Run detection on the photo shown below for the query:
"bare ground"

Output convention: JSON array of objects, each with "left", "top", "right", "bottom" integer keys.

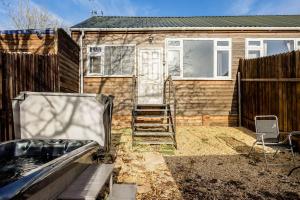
[{"left": 110, "top": 126, "right": 300, "bottom": 200}]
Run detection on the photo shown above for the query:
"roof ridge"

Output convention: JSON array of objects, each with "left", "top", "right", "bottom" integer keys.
[{"left": 94, "top": 14, "right": 300, "bottom": 18}]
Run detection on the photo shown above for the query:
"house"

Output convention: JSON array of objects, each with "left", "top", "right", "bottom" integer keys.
[
  {"left": 0, "top": 28, "right": 80, "bottom": 92},
  {"left": 70, "top": 15, "right": 300, "bottom": 128}
]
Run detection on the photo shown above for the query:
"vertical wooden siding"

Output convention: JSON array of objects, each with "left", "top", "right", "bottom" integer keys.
[
  {"left": 239, "top": 50, "right": 300, "bottom": 132},
  {"left": 0, "top": 52, "right": 59, "bottom": 141},
  {"left": 57, "top": 29, "right": 80, "bottom": 92}
]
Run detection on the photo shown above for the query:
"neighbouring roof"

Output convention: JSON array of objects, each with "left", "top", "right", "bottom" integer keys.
[{"left": 71, "top": 15, "right": 300, "bottom": 30}]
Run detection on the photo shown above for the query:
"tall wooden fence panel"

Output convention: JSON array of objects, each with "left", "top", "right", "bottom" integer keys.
[
  {"left": 0, "top": 52, "right": 59, "bottom": 141},
  {"left": 239, "top": 50, "right": 300, "bottom": 133}
]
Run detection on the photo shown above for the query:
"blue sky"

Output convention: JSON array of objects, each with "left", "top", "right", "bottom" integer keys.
[{"left": 1, "top": 0, "right": 300, "bottom": 29}]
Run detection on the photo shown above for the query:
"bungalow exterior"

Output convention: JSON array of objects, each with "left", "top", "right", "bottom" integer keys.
[{"left": 70, "top": 15, "right": 300, "bottom": 128}]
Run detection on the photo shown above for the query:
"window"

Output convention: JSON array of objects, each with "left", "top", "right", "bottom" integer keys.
[
  {"left": 167, "top": 50, "right": 180, "bottom": 76},
  {"left": 87, "top": 45, "right": 135, "bottom": 76},
  {"left": 246, "top": 38, "right": 299, "bottom": 59},
  {"left": 183, "top": 40, "right": 214, "bottom": 77},
  {"left": 88, "top": 46, "right": 102, "bottom": 74},
  {"left": 166, "top": 38, "right": 231, "bottom": 79}
]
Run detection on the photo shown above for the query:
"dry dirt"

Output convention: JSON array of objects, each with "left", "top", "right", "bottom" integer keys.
[{"left": 110, "top": 126, "right": 300, "bottom": 200}]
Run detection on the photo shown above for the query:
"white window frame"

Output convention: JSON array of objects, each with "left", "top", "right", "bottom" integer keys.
[
  {"left": 245, "top": 38, "right": 300, "bottom": 59},
  {"left": 165, "top": 38, "right": 232, "bottom": 80},
  {"left": 86, "top": 44, "right": 136, "bottom": 77}
]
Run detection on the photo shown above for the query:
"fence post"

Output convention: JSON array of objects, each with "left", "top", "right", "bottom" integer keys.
[{"left": 238, "top": 72, "right": 242, "bottom": 127}]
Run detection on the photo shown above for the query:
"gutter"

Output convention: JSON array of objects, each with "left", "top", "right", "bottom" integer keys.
[
  {"left": 79, "top": 30, "right": 85, "bottom": 94},
  {"left": 70, "top": 26, "right": 300, "bottom": 32}
]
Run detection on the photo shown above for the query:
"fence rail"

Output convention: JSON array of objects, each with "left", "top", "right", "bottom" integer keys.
[
  {"left": 0, "top": 52, "right": 59, "bottom": 141},
  {"left": 238, "top": 50, "right": 300, "bottom": 132}
]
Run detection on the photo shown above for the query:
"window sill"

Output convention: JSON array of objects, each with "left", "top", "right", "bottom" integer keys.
[
  {"left": 85, "top": 75, "right": 133, "bottom": 78},
  {"left": 171, "top": 77, "right": 233, "bottom": 81}
]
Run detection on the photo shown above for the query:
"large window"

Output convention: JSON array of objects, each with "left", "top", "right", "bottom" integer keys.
[
  {"left": 87, "top": 45, "right": 135, "bottom": 76},
  {"left": 246, "top": 38, "right": 300, "bottom": 59},
  {"left": 166, "top": 38, "right": 231, "bottom": 79}
]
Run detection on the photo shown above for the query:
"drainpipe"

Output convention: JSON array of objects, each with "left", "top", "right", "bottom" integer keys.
[{"left": 79, "top": 30, "right": 85, "bottom": 93}]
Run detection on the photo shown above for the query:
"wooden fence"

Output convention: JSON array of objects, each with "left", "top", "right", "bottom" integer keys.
[
  {"left": 0, "top": 52, "right": 59, "bottom": 141},
  {"left": 238, "top": 50, "right": 300, "bottom": 132}
]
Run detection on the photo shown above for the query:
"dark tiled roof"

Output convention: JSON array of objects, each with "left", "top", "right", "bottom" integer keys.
[{"left": 71, "top": 15, "right": 300, "bottom": 29}]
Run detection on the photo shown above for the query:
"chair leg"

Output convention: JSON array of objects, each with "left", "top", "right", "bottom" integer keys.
[
  {"left": 272, "top": 149, "right": 279, "bottom": 159},
  {"left": 290, "top": 146, "right": 296, "bottom": 166},
  {"left": 248, "top": 141, "right": 257, "bottom": 157},
  {"left": 261, "top": 140, "right": 268, "bottom": 169}
]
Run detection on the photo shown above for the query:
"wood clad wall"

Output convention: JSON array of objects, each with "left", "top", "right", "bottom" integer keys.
[
  {"left": 0, "top": 52, "right": 59, "bottom": 141},
  {"left": 0, "top": 29, "right": 80, "bottom": 93},
  {"left": 72, "top": 30, "right": 300, "bottom": 127},
  {"left": 0, "top": 33, "right": 56, "bottom": 54},
  {"left": 239, "top": 51, "right": 300, "bottom": 132},
  {"left": 57, "top": 29, "right": 80, "bottom": 92}
]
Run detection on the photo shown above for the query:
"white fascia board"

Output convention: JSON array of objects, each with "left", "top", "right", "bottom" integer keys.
[{"left": 70, "top": 27, "right": 300, "bottom": 32}]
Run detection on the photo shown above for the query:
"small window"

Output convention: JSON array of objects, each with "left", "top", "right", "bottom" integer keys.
[
  {"left": 248, "top": 50, "right": 260, "bottom": 59},
  {"left": 90, "top": 46, "right": 102, "bottom": 53},
  {"left": 88, "top": 46, "right": 103, "bottom": 74},
  {"left": 217, "top": 51, "right": 229, "bottom": 76},
  {"left": 217, "top": 41, "right": 229, "bottom": 46},
  {"left": 168, "top": 40, "right": 181, "bottom": 47},
  {"left": 248, "top": 41, "right": 261, "bottom": 46},
  {"left": 167, "top": 50, "right": 180, "bottom": 76},
  {"left": 89, "top": 56, "right": 102, "bottom": 74}
]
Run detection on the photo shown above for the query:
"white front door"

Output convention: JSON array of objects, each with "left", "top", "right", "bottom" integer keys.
[{"left": 138, "top": 49, "right": 163, "bottom": 104}]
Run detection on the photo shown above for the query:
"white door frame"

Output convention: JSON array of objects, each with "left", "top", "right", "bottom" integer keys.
[{"left": 137, "top": 47, "right": 164, "bottom": 104}]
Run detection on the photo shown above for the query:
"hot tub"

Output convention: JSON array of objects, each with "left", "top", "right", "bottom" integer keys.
[
  {"left": 0, "top": 139, "right": 99, "bottom": 199},
  {"left": 0, "top": 92, "right": 114, "bottom": 200}
]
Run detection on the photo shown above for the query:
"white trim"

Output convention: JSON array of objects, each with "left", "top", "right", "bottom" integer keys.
[
  {"left": 165, "top": 38, "right": 232, "bottom": 80},
  {"left": 86, "top": 44, "right": 136, "bottom": 76},
  {"left": 70, "top": 27, "right": 300, "bottom": 32},
  {"left": 296, "top": 39, "right": 300, "bottom": 50},
  {"left": 245, "top": 38, "right": 300, "bottom": 58}
]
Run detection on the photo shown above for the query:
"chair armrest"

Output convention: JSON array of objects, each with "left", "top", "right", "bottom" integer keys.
[
  {"left": 286, "top": 131, "right": 300, "bottom": 146},
  {"left": 289, "top": 131, "right": 300, "bottom": 136}
]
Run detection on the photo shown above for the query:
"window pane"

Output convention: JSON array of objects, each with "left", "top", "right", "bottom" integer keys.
[
  {"left": 122, "top": 46, "right": 135, "bottom": 74},
  {"left": 248, "top": 41, "right": 261, "bottom": 46},
  {"left": 217, "top": 41, "right": 229, "bottom": 46},
  {"left": 168, "top": 40, "right": 181, "bottom": 47},
  {"left": 104, "top": 46, "right": 134, "bottom": 75},
  {"left": 89, "top": 56, "right": 101, "bottom": 73},
  {"left": 217, "top": 51, "right": 229, "bottom": 76},
  {"left": 90, "top": 47, "right": 102, "bottom": 54},
  {"left": 264, "top": 40, "right": 294, "bottom": 56},
  {"left": 248, "top": 50, "right": 260, "bottom": 59},
  {"left": 183, "top": 40, "right": 214, "bottom": 77},
  {"left": 168, "top": 50, "right": 180, "bottom": 76}
]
